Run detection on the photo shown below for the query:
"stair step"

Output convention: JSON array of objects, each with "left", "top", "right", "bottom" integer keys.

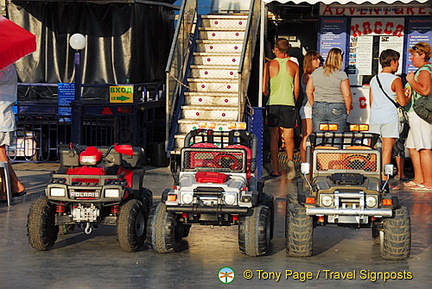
[
  {"left": 201, "top": 15, "right": 248, "bottom": 19},
  {"left": 181, "top": 106, "right": 238, "bottom": 120},
  {"left": 187, "top": 78, "right": 239, "bottom": 92},
  {"left": 199, "top": 30, "right": 245, "bottom": 41},
  {"left": 196, "top": 41, "right": 243, "bottom": 53},
  {"left": 190, "top": 66, "right": 239, "bottom": 79},
  {"left": 177, "top": 118, "right": 240, "bottom": 134},
  {"left": 201, "top": 17, "right": 248, "bottom": 30},
  {"left": 184, "top": 92, "right": 238, "bottom": 106},
  {"left": 193, "top": 53, "right": 241, "bottom": 66}
]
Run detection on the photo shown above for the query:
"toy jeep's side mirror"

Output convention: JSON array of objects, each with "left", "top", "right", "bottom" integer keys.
[
  {"left": 384, "top": 164, "right": 394, "bottom": 176},
  {"left": 301, "top": 163, "right": 310, "bottom": 175}
]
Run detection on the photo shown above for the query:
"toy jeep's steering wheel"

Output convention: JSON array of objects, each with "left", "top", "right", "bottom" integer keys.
[
  {"left": 213, "top": 154, "right": 240, "bottom": 170},
  {"left": 343, "top": 154, "right": 375, "bottom": 171}
]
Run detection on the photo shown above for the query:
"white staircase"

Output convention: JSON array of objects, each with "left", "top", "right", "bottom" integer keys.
[{"left": 173, "top": 14, "right": 248, "bottom": 151}]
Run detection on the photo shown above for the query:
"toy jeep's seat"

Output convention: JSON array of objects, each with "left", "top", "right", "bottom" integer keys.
[
  {"left": 314, "top": 146, "right": 341, "bottom": 171},
  {"left": 189, "top": 143, "right": 218, "bottom": 169},
  {"left": 225, "top": 144, "right": 252, "bottom": 172}
]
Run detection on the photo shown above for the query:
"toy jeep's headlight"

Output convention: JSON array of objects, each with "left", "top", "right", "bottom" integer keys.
[
  {"left": 321, "top": 195, "right": 333, "bottom": 207},
  {"left": 105, "top": 189, "right": 120, "bottom": 198},
  {"left": 50, "top": 187, "right": 65, "bottom": 197},
  {"left": 224, "top": 193, "right": 237, "bottom": 205},
  {"left": 182, "top": 193, "right": 193, "bottom": 205},
  {"left": 366, "top": 196, "right": 377, "bottom": 208}
]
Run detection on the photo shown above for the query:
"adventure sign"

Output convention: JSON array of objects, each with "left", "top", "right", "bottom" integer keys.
[{"left": 110, "top": 85, "right": 134, "bottom": 103}]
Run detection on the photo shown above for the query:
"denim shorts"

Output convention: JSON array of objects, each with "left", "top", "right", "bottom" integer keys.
[{"left": 312, "top": 101, "right": 347, "bottom": 133}]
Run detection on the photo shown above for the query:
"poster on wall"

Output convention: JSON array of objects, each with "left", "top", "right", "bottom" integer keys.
[
  {"left": 350, "top": 35, "right": 373, "bottom": 75},
  {"left": 349, "top": 17, "right": 405, "bottom": 84},
  {"left": 405, "top": 17, "right": 432, "bottom": 74},
  {"left": 318, "top": 17, "right": 348, "bottom": 67},
  {"left": 379, "top": 36, "right": 404, "bottom": 75}
]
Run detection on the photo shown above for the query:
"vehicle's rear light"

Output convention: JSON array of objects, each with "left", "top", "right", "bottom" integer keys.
[
  {"left": 182, "top": 213, "right": 188, "bottom": 219},
  {"left": 228, "top": 122, "right": 246, "bottom": 130},
  {"left": 232, "top": 214, "right": 239, "bottom": 222},
  {"left": 319, "top": 124, "right": 338, "bottom": 131},
  {"left": 305, "top": 197, "right": 316, "bottom": 204},
  {"left": 167, "top": 195, "right": 177, "bottom": 202},
  {"left": 382, "top": 199, "right": 393, "bottom": 206},
  {"left": 350, "top": 124, "right": 369, "bottom": 131},
  {"left": 317, "top": 216, "right": 325, "bottom": 223}
]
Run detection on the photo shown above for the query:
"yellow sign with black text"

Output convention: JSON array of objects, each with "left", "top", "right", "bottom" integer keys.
[{"left": 109, "top": 85, "right": 134, "bottom": 103}]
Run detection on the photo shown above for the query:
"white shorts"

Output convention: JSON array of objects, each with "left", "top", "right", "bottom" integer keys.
[
  {"left": 406, "top": 111, "right": 432, "bottom": 150},
  {"left": 299, "top": 104, "right": 312, "bottom": 120},
  {"left": 369, "top": 122, "right": 399, "bottom": 138}
]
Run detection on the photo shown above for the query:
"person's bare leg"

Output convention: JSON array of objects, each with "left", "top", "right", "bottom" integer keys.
[
  {"left": 300, "top": 118, "right": 312, "bottom": 162},
  {"left": 408, "top": 148, "right": 423, "bottom": 184},
  {"left": 381, "top": 137, "right": 395, "bottom": 180},
  {"left": 270, "top": 127, "right": 280, "bottom": 175},
  {"left": 282, "top": 128, "right": 296, "bottom": 179},
  {"left": 419, "top": 149, "right": 432, "bottom": 187},
  {"left": 395, "top": 156, "right": 406, "bottom": 179},
  {"left": 0, "top": 145, "right": 25, "bottom": 194},
  {"left": 281, "top": 128, "right": 295, "bottom": 161}
]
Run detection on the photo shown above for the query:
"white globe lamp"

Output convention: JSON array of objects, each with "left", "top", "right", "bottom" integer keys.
[{"left": 70, "top": 33, "right": 86, "bottom": 50}]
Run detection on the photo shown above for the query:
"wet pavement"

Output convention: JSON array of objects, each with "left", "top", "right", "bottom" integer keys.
[{"left": 0, "top": 162, "right": 431, "bottom": 289}]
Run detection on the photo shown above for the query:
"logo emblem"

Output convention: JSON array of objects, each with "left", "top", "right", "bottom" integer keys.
[{"left": 218, "top": 266, "right": 235, "bottom": 284}]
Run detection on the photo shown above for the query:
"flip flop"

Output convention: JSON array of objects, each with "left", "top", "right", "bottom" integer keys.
[
  {"left": 12, "top": 191, "right": 27, "bottom": 197},
  {"left": 270, "top": 172, "right": 280, "bottom": 177},
  {"left": 411, "top": 185, "right": 432, "bottom": 191},
  {"left": 404, "top": 181, "right": 420, "bottom": 188}
]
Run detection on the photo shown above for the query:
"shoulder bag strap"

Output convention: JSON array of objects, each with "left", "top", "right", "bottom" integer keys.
[{"left": 376, "top": 75, "right": 401, "bottom": 109}]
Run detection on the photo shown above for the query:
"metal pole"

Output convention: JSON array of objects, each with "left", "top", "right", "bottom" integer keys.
[{"left": 71, "top": 51, "right": 82, "bottom": 144}]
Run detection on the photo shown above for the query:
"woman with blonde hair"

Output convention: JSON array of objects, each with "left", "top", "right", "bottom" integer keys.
[
  {"left": 403, "top": 42, "right": 432, "bottom": 191},
  {"left": 300, "top": 50, "right": 320, "bottom": 162},
  {"left": 306, "top": 47, "right": 352, "bottom": 134}
]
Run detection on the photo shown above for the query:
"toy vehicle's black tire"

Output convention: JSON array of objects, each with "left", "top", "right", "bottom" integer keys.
[
  {"left": 380, "top": 205, "right": 411, "bottom": 260},
  {"left": 27, "top": 196, "right": 59, "bottom": 251},
  {"left": 238, "top": 205, "right": 271, "bottom": 256},
  {"left": 117, "top": 199, "right": 146, "bottom": 252},
  {"left": 285, "top": 194, "right": 313, "bottom": 257},
  {"left": 147, "top": 202, "right": 183, "bottom": 253},
  {"left": 262, "top": 194, "right": 275, "bottom": 240}
]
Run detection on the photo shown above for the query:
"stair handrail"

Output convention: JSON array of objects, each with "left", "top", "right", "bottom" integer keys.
[
  {"left": 165, "top": 0, "right": 198, "bottom": 155},
  {"left": 237, "top": 0, "right": 261, "bottom": 122}
]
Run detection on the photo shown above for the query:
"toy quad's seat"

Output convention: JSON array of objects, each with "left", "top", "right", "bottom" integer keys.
[{"left": 189, "top": 143, "right": 218, "bottom": 169}]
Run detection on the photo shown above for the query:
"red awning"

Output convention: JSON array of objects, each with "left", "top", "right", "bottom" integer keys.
[{"left": 0, "top": 15, "right": 36, "bottom": 70}]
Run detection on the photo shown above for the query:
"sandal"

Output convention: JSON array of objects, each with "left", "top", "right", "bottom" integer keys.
[
  {"left": 12, "top": 191, "right": 27, "bottom": 197},
  {"left": 404, "top": 181, "right": 420, "bottom": 188},
  {"left": 411, "top": 185, "right": 432, "bottom": 192}
]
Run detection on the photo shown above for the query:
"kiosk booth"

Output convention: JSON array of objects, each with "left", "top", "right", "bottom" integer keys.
[{"left": 259, "top": 0, "right": 431, "bottom": 124}]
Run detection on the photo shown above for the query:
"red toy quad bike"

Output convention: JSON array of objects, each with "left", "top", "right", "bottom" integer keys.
[
  {"left": 147, "top": 127, "right": 274, "bottom": 256},
  {"left": 27, "top": 144, "right": 152, "bottom": 252}
]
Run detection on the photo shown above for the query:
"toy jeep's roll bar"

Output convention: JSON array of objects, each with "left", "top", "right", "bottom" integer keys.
[
  {"left": 305, "top": 132, "right": 381, "bottom": 163},
  {"left": 183, "top": 129, "right": 258, "bottom": 173}
]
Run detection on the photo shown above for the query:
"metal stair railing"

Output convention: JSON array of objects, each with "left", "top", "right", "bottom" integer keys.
[
  {"left": 237, "top": 0, "right": 260, "bottom": 122},
  {"left": 165, "top": 0, "right": 199, "bottom": 156}
]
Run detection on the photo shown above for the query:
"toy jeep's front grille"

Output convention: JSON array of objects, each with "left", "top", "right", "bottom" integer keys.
[
  {"left": 315, "top": 150, "right": 379, "bottom": 173},
  {"left": 181, "top": 148, "right": 247, "bottom": 173}
]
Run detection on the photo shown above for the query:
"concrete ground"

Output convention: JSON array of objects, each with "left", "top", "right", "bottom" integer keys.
[{"left": 0, "top": 162, "right": 431, "bottom": 289}]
